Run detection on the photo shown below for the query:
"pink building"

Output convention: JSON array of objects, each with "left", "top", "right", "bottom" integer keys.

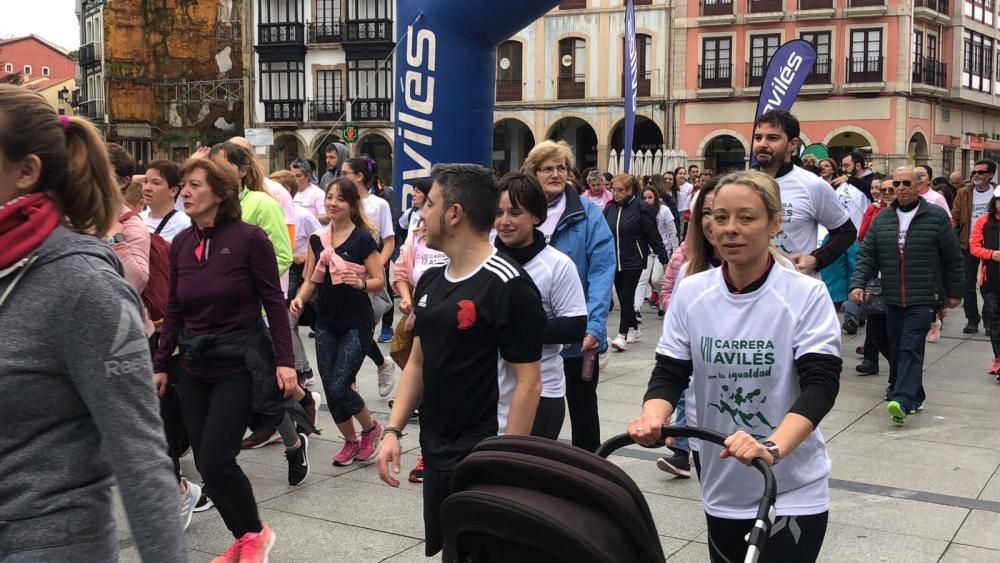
[
  {"left": 678, "top": 0, "right": 1000, "bottom": 176},
  {"left": 0, "top": 35, "right": 75, "bottom": 83}
]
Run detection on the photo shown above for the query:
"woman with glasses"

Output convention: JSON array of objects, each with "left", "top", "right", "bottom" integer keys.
[
  {"left": 856, "top": 178, "right": 894, "bottom": 378},
  {"left": 604, "top": 174, "right": 671, "bottom": 352},
  {"left": 522, "top": 140, "right": 616, "bottom": 453}
]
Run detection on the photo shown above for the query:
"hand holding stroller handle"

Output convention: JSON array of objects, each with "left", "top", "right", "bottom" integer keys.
[{"left": 598, "top": 425, "right": 778, "bottom": 563}]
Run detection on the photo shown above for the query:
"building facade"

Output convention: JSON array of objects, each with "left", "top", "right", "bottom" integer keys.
[
  {"left": 0, "top": 35, "right": 78, "bottom": 116},
  {"left": 76, "top": 0, "right": 245, "bottom": 164},
  {"left": 494, "top": 0, "right": 677, "bottom": 175},
  {"left": 250, "top": 0, "right": 395, "bottom": 177}
]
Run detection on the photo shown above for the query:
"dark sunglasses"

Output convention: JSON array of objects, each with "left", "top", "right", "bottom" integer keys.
[
  {"left": 882, "top": 187, "right": 896, "bottom": 194},
  {"left": 972, "top": 169, "right": 991, "bottom": 176},
  {"left": 890, "top": 180, "right": 913, "bottom": 188}
]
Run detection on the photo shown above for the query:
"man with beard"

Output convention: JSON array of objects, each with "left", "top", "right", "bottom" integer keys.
[
  {"left": 951, "top": 159, "right": 998, "bottom": 333},
  {"left": 752, "top": 110, "right": 857, "bottom": 279}
]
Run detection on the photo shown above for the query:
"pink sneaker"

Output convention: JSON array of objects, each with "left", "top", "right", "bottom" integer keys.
[
  {"left": 333, "top": 440, "right": 360, "bottom": 466},
  {"left": 357, "top": 421, "right": 383, "bottom": 461},
  {"left": 989, "top": 359, "right": 1000, "bottom": 375},
  {"left": 211, "top": 524, "right": 274, "bottom": 563},
  {"left": 926, "top": 320, "right": 941, "bottom": 343}
]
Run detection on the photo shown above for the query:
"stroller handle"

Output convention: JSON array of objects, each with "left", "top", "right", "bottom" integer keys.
[{"left": 596, "top": 425, "right": 777, "bottom": 563}]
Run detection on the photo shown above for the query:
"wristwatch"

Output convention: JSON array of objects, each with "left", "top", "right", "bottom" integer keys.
[
  {"left": 381, "top": 425, "right": 405, "bottom": 441},
  {"left": 761, "top": 440, "right": 781, "bottom": 466},
  {"left": 105, "top": 233, "right": 126, "bottom": 245}
]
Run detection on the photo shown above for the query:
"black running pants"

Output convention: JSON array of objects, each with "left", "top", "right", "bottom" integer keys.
[
  {"left": 530, "top": 396, "right": 566, "bottom": 439},
  {"left": 706, "top": 511, "right": 828, "bottom": 563},
  {"left": 177, "top": 371, "right": 262, "bottom": 538},
  {"left": 614, "top": 269, "right": 643, "bottom": 336},
  {"left": 862, "top": 312, "right": 891, "bottom": 368},
  {"left": 563, "top": 355, "right": 600, "bottom": 452}
]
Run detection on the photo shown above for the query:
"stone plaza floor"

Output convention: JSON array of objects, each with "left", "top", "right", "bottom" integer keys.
[{"left": 116, "top": 305, "right": 1000, "bottom": 562}]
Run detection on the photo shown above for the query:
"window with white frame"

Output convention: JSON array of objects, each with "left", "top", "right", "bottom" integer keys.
[{"left": 23, "top": 65, "right": 32, "bottom": 75}]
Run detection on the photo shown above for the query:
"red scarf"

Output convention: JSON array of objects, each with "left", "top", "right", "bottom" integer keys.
[{"left": 0, "top": 193, "right": 60, "bottom": 269}]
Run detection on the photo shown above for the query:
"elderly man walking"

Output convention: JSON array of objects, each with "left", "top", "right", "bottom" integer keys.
[{"left": 850, "top": 166, "right": 964, "bottom": 425}]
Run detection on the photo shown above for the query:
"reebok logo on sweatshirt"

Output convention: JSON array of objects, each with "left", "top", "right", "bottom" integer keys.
[{"left": 104, "top": 300, "right": 150, "bottom": 377}]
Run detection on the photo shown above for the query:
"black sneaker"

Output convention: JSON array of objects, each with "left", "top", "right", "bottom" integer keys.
[
  {"left": 855, "top": 345, "right": 865, "bottom": 357},
  {"left": 192, "top": 487, "right": 214, "bottom": 513},
  {"left": 855, "top": 360, "right": 879, "bottom": 375},
  {"left": 655, "top": 449, "right": 692, "bottom": 478},
  {"left": 964, "top": 322, "right": 979, "bottom": 334},
  {"left": 884, "top": 385, "right": 893, "bottom": 402},
  {"left": 286, "top": 433, "right": 310, "bottom": 486},
  {"left": 842, "top": 319, "right": 858, "bottom": 335},
  {"left": 658, "top": 308, "right": 666, "bottom": 318}
]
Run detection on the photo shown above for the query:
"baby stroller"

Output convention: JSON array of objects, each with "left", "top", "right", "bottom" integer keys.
[{"left": 440, "top": 426, "right": 776, "bottom": 563}]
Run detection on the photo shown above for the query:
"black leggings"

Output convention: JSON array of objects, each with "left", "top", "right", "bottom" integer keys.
[
  {"left": 985, "top": 293, "right": 1000, "bottom": 357},
  {"left": 706, "top": 511, "right": 828, "bottom": 563},
  {"left": 862, "top": 312, "right": 891, "bottom": 368},
  {"left": 530, "top": 396, "right": 566, "bottom": 439},
  {"left": 614, "top": 269, "right": 643, "bottom": 335},
  {"left": 177, "top": 372, "right": 261, "bottom": 538},
  {"left": 149, "top": 333, "right": 188, "bottom": 483},
  {"left": 563, "top": 355, "right": 601, "bottom": 452},
  {"left": 366, "top": 327, "right": 385, "bottom": 365}
]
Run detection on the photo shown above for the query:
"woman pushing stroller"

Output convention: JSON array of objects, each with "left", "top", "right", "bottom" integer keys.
[{"left": 629, "top": 171, "right": 842, "bottom": 563}]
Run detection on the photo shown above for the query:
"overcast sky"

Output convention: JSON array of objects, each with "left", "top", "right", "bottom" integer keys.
[{"left": 0, "top": 0, "right": 80, "bottom": 51}]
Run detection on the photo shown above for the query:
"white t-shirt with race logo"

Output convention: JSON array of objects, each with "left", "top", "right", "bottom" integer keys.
[
  {"left": 897, "top": 206, "right": 918, "bottom": 255},
  {"left": 972, "top": 187, "right": 993, "bottom": 228},
  {"left": 773, "top": 166, "right": 851, "bottom": 260},
  {"left": 657, "top": 265, "right": 840, "bottom": 519},
  {"left": 497, "top": 245, "right": 587, "bottom": 432},
  {"left": 362, "top": 194, "right": 395, "bottom": 243},
  {"left": 836, "top": 183, "right": 868, "bottom": 231}
]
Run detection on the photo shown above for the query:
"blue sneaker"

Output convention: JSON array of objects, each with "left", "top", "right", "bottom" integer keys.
[
  {"left": 887, "top": 401, "right": 906, "bottom": 424},
  {"left": 377, "top": 326, "right": 394, "bottom": 343}
]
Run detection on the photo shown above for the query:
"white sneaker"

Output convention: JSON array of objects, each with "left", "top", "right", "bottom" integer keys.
[
  {"left": 377, "top": 363, "right": 397, "bottom": 397},
  {"left": 627, "top": 327, "right": 642, "bottom": 343},
  {"left": 611, "top": 334, "right": 628, "bottom": 351},
  {"left": 179, "top": 478, "right": 201, "bottom": 530}
]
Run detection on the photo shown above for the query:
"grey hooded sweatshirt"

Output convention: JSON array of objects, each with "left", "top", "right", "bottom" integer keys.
[
  {"left": 0, "top": 227, "right": 186, "bottom": 562},
  {"left": 319, "top": 141, "right": 350, "bottom": 192}
]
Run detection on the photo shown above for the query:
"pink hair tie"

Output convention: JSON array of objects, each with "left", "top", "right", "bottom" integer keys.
[{"left": 59, "top": 115, "right": 71, "bottom": 133}]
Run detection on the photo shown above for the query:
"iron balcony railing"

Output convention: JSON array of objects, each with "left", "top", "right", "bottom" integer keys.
[
  {"left": 803, "top": 56, "right": 832, "bottom": 84},
  {"left": 701, "top": 0, "right": 734, "bottom": 16},
  {"left": 308, "top": 98, "right": 346, "bottom": 121},
  {"left": 846, "top": 56, "right": 884, "bottom": 82},
  {"left": 351, "top": 98, "right": 391, "bottom": 121},
  {"left": 699, "top": 62, "right": 732, "bottom": 88},
  {"left": 308, "top": 21, "right": 343, "bottom": 43},
  {"left": 257, "top": 23, "right": 305, "bottom": 46},
  {"left": 264, "top": 100, "right": 304, "bottom": 121},
  {"left": 557, "top": 74, "right": 586, "bottom": 99},
  {"left": 496, "top": 78, "right": 522, "bottom": 102},
  {"left": 344, "top": 19, "right": 392, "bottom": 42},
  {"left": 912, "top": 57, "right": 947, "bottom": 88}
]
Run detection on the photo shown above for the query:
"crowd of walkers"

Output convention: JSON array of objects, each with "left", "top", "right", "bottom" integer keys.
[{"left": 0, "top": 82, "right": 991, "bottom": 563}]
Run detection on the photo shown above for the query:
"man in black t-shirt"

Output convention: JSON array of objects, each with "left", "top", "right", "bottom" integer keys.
[{"left": 376, "top": 164, "right": 546, "bottom": 559}]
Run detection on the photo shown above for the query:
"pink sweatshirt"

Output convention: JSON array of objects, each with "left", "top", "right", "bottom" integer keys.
[
  {"left": 392, "top": 231, "right": 448, "bottom": 330},
  {"left": 392, "top": 231, "right": 448, "bottom": 289},
  {"left": 113, "top": 206, "right": 153, "bottom": 335},
  {"left": 658, "top": 241, "right": 688, "bottom": 311}
]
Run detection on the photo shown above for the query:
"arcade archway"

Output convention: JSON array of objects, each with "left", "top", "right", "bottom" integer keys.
[
  {"left": 359, "top": 134, "right": 393, "bottom": 186},
  {"left": 547, "top": 117, "right": 598, "bottom": 172},
  {"left": 703, "top": 135, "right": 747, "bottom": 173},
  {"left": 493, "top": 119, "right": 535, "bottom": 174},
  {"left": 270, "top": 133, "right": 303, "bottom": 172}
]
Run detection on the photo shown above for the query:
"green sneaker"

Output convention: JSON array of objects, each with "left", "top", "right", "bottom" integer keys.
[{"left": 887, "top": 401, "right": 906, "bottom": 424}]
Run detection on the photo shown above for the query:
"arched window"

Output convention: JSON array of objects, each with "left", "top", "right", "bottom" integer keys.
[
  {"left": 497, "top": 41, "right": 523, "bottom": 102},
  {"left": 622, "top": 33, "right": 653, "bottom": 96},
  {"left": 3, "top": 63, "right": 12, "bottom": 73},
  {"left": 558, "top": 37, "right": 586, "bottom": 99},
  {"left": 42, "top": 66, "right": 50, "bottom": 76},
  {"left": 23, "top": 65, "right": 32, "bottom": 75}
]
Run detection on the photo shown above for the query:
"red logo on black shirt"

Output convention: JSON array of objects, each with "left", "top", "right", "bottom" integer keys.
[{"left": 456, "top": 300, "right": 477, "bottom": 330}]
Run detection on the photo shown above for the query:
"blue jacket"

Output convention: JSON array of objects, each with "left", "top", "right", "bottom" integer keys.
[
  {"left": 820, "top": 236, "right": 857, "bottom": 304},
  {"left": 549, "top": 186, "right": 617, "bottom": 356}
]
